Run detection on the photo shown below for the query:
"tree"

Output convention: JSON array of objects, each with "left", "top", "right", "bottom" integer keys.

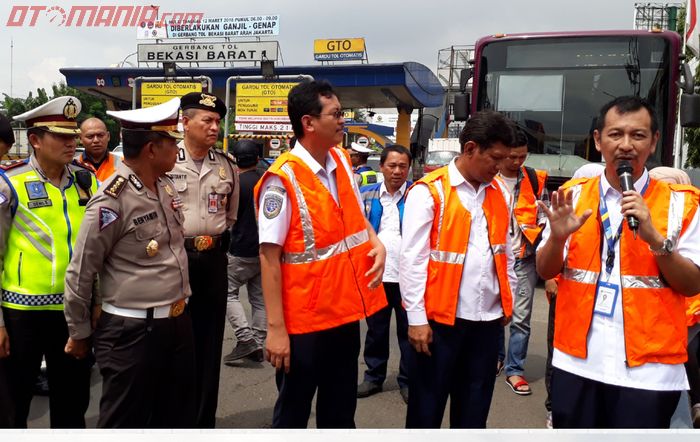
[{"left": 677, "top": 8, "right": 700, "bottom": 167}]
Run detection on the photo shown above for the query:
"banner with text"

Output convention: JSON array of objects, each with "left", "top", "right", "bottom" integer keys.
[
  {"left": 235, "top": 82, "right": 297, "bottom": 132},
  {"left": 314, "top": 38, "right": 365, "bottom": 61},
  {"left": 167, "top": 15, "right": 279, "bottom": 38},
  {"left": 138, "top": 41, "right": 278, "bottom": 63},
  {"left": 141, "top": 82, "right": 201, "bottom": 108}
]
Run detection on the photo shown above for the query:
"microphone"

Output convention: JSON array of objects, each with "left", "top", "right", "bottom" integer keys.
[{"left": 616, "top": 160, "right": 639, "bottom": 237}]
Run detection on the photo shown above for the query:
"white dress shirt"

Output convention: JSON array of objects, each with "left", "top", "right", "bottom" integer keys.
[
  {"left": 258, "top": 143, "right": 363, "bottom": 246},
  {"left": 399, "top": 160, "right": 517, "bottom": 326},
  {"left": 377, "top": 182, "right": 407, "bottom": 283},
  {"left": 539, "top": 169, "right": 700, "bottom": 390}
]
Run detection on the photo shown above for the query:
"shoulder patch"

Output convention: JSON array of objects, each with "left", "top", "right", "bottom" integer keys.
[
  {"left": 263, "top": 191, "right": 284, "bottom": 219},
  {"left": 0, "top": 192, "right": 7, "bottom": 205},
  {"left": 99, "top": 207, "right": 120, "bottom": 231},
  {"left": 104, "top": 175, "right": 127, "bottom": 199},
  {"left": 267, "top": 185, "right": 286, "bottom": 195}
]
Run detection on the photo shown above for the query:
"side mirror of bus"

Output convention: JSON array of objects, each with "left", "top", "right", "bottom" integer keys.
[
  {"left": 680, "top": 93, "right": 700, "bottom": 127},
  {"left": 453, "top": 93, "right": 470, "bottom": 121},
  {"left": 678, "top": 62, "right": 695, "bottom": 95},
  {"left": 459, "top": 68, "right": 473, "bottom": 92}
]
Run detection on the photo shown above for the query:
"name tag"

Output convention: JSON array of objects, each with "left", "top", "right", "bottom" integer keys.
[
  {"left": 208, "top": 192, "right": 219, "bottom": 213},
  {"left": 594, "top": 280, "right": 619, "bottom": 317}
]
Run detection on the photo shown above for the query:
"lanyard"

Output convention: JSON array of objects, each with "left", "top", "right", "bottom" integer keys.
[{"left": 598, "top": 176, "right": 649, "bottom": 276}]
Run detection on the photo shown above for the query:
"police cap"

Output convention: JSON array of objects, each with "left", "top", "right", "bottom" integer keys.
[
  {"left": 13, "top": 96, "right": 82, "bottom": 135},
  {"left": 180, "top": 92, "right": 227, "bottom": 119}
]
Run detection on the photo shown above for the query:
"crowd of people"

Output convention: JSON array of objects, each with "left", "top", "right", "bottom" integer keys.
[{"left": 0, "top": 80, "right": 699, "bottom": 430}]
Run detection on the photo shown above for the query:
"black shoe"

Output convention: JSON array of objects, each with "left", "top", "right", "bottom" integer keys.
[
  {"left": 223, "top": 339, "right": 259, "bottom": 365},
  {"left": 245, "top": 348, "right": 265, "bottom": 363},
  {"left": 356, "top": 381, "right": 382, "bottom": 398},
  {"left": 399, "top": 387, "right": 409, "bottom": 405}
]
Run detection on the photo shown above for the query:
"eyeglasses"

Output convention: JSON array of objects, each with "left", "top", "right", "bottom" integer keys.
[{"left": 312, "top": 110, "right": 344, "bottom": 120}]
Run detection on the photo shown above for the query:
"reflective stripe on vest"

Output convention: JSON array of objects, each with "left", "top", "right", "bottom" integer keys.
[{"left": 279, "top": 163, "right": 370, "bottom": 264}]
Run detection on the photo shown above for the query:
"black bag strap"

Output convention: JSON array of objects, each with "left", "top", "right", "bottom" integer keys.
[{"left": 524, "top": 166, "right": 539, "bottom": 198}]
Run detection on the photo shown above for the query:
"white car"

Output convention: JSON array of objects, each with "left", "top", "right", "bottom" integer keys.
[{"left": 111, "top": 144, "right": 124, "bottom": 158}]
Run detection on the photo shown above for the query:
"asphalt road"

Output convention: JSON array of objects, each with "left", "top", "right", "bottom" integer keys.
[{"left": 25, "top": 284, "right": 565, "bottom": 428}]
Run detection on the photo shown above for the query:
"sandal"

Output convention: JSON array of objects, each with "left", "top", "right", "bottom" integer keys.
[
  {"left": 505, "top": 375, "right": 532, "bottom": 396},
  {"left": 496, "top": 360, "right": 505, "bottom": 377}
]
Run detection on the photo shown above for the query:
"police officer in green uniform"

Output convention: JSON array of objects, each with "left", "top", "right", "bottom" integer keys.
[
  {"left": 349, "top": 142, "right": 378, "bottom": 186},
  {"left": 0, "top": 96, "right": 97, "bottom": 428}
]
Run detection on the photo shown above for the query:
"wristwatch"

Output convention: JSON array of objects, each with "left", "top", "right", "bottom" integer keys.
[{"left": 649, "top": 238, "right": 674, "bottom": 256}]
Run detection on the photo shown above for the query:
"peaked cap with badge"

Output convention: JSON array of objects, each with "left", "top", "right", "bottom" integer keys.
[
  {"left": 107, "top": 97, "right": 183, "bottom": 140},
  {"left": 13, "top": 96, "right": 82, "bottom": 135},
  {"left": 180, "top": 92, "right": 227, "bottom": 119}
]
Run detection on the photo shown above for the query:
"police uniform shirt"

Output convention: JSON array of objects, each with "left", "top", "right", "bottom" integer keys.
[
  {"left": 64, "top": 162, "right": 191, "bottom": 340},
  {"left": 168, "top": 141, "right": 239, "bottom": 237},
  {"left": 257, "top": 143, "right": 364, "bottom": 246},
  {"left": 537, "top": 169, "right": 700, "bottom": 390},
  {"left": 0, "top": 155, "right": 90, "bottom": 328}
]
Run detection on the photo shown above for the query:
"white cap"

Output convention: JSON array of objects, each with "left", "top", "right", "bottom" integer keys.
[
  {"left": 350, "top": 142, "right": 374, "bottom": 153},
  {"left": 13, "top": 96, "right": 82, "bottom": 135},
  {"left": 107, "top": 98, "right": 182, "bottom": 139}
]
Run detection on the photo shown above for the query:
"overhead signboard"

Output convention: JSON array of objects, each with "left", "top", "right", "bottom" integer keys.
[
  {"left": 141, "top": 82, "right": 201, "bottom": 108},
  {"left": 167, "top": 15, "right": 280, "bottom": 39},
  {"left": 137, "top": 41, "right": 278, "bottom": 63},
  {"left": 314, "top": 38, "right": 365, "bottom": 61},
  {"left": 234, "top": 82, "right": 297, "bottom": 132},
  {"left": 136, "top": 20, "right": 168, "bottom": 40}
]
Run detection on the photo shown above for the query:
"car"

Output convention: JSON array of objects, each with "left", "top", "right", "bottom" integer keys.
[{"left": 73, "top": 147, "right": 85, "bottom": 159}]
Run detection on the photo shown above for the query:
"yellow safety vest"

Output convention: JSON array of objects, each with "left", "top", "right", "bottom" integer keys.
[{"left": 1, "top": 163, "right": 96, "bottom": 310}]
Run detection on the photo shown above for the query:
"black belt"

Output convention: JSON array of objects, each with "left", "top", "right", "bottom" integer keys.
[{"left": 184, "top": 234, "right": 224, "bottom": 252}]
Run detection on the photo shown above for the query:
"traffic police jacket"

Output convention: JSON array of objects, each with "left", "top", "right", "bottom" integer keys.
[
  {"left": 255, "top": 147, "right": 387, "bottom": 334},
  {"left": 1, "top": 159, "right": 96, "bottom": 310},
  {"left": 555, "top": 176, "right": 700, "bottom": 367},
  {"left": 413, "top": 167, "right": 513, "bottom": 326}
]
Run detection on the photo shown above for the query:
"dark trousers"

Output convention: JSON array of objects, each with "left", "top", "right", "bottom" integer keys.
[
  {"left": 95, "top": 310, "right": 196, "bottom": 428},
  {"left": 273, "top": 321, "right": 360, "bottom": 428},
  {"left": 362, "top": 282, "right": 412, "bottom": 388},
  {"left": 544, "top": 293, "right": 557, "bottom": 412},
  {"left": 0, "top": 359, "right": 14, "bottom": 428},
  {"left": 187, "top": 248, "right": 228, "bottom": 428},
  {"left": 2, "top": 308, "right": 90, "bottom": 428},
  {"left": 686, "top": 328, "right": 700, "bottom": 405},
  {"left": 551, "top": 367, "right": 681, "bottom": 428},
  {"left": 406, "top": 318, "right": 500, "bottom": 429}
]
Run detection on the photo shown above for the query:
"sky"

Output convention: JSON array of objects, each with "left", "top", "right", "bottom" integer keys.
[{"left": 0, "top": 0, "right": 669, "bottom": 98}]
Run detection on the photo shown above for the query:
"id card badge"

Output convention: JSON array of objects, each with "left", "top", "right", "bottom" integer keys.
[
  {"left": 594, "top": 280, "right": 619, "bottom": 317},
  {"left": 208, "top": 193, "right": 219, "bottom": 213}
]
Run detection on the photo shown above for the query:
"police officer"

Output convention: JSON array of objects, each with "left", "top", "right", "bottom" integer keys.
[
  {"left": 349, "top": 142, "right": 378, "bottom": 186},
  {"left": 170, "top": 92, "right": 239, "bottom": 427},
  {"left": 63, "top": 98, "right": 196, "bottom": 428},
  {"left": 0, "top": 96, "right": 96, "bottom": 428}
]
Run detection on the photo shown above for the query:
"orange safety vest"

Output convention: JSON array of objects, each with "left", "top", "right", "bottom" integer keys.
[
  {"left": 413, "top": 166, "right": 513, "bottom": 326},
  {"left": 555, "top": 176, "right": 700, "bottom": 367},
  {"left": 76, "top": 152, "right": 120, "bottom": 182},
  {"left": 254, "top": 147, "right": 387, "bottom": 334}
]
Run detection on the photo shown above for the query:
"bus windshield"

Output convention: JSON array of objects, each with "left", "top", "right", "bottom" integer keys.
[{"left": 475, "top": 35, "right": 672, "bottom": 167}]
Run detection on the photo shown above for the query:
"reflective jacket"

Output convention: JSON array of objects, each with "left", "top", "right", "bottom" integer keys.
[
  {"left": 1, "top": 160, "right": 96, "bottom": 311},
  {"left": 255, "top": 148, "right": 387, "bottom": 334},
  {"left": 555, "top": 176, "right": 700, "bottom": 367},
  {"left": 76, "top": 152, "right": 121, "bottom": 183},
  {"left": 511, "top": 167, "right": 547, "bottom": 256},
  {"left": 414, "top": 167, "right": 513, "bottom": 326}
]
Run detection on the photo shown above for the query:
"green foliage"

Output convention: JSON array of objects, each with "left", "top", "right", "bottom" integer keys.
[
  {"left": 678, "top": 7, "right": 700, "bottom": 167},
  {"left": 2, "top": 82, "right": 120, "bottom": 150}
]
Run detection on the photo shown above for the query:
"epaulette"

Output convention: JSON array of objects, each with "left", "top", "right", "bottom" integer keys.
[
  {"left": 214, "top": 149, "right": 237, "bottom": 166},
  {"left": 0, "top": 159, "right": 28, "bottom": 172},
  {"left": 104, "top": 175, "right": 128, "bottom": 199}
]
